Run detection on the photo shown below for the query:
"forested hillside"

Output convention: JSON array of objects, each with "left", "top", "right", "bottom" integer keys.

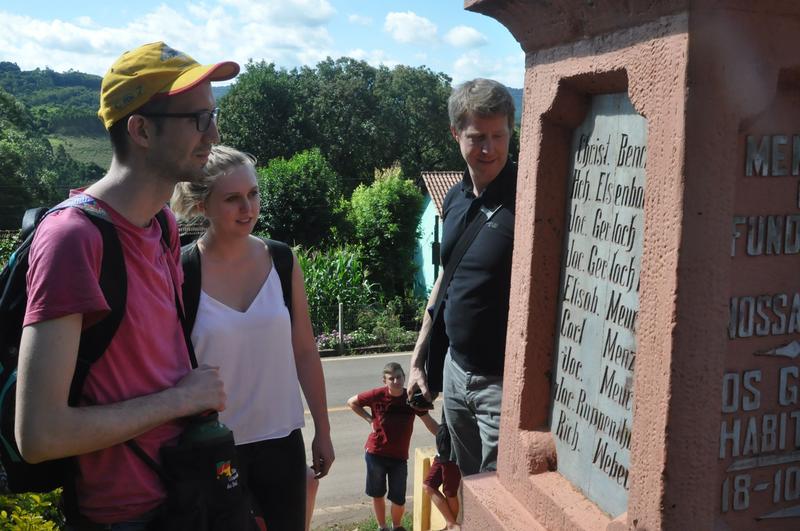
[
  {"left": 0, "top": 62, "right": 103, "bottom": 135},
  {"left": 0, "top": 86, "right": 103, "bottom": 227}
]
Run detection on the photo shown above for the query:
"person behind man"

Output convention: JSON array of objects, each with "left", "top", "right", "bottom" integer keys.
[
  {"left": 15, "top": 42, "right": 239, "bottom": 529},
  {"left": 422, "top": 419, "right": 461, "bottom": 530},
  {"left": 347, "top": 362, "right": 439, "bottom": 531},
  {"left": 408, "top": 78, "right": 516, "bottom": 476}
]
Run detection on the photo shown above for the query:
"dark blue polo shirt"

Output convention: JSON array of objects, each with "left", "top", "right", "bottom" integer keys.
[{"left": 440, "top": 161, "right": 516, "bottom": 375}]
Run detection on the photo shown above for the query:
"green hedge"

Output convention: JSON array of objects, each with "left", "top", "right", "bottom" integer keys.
[{"left": 0, "top": 490, "right": 64, "bottom": 530}]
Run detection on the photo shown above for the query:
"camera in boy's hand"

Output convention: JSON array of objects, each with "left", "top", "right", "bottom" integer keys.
[{"left": 407, "top": 390, "right": 434, "bottom": 410}]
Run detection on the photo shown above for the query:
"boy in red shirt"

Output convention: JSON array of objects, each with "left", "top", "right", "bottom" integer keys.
[{"left": 348, "top": 362, "right": 438, "bottom": 531}]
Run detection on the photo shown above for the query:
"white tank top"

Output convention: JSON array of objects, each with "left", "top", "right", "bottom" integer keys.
[{"left": 191, "top": 266, "right": 305, "bottom": 444}]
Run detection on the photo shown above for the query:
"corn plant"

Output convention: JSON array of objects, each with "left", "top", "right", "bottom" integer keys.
[{"left": 296, "top": 244, "right": 377, "bottom": 335}]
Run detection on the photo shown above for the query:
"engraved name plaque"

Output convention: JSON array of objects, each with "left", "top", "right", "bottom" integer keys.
[{"left": 550, "top": 92, "right": 647, "bottom": 517}]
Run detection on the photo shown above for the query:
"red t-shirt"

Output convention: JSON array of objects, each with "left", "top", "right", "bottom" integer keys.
[
  {"left": 356, "top": 387, "right": 425, "bottom": 460},
  {"left": 24, "top": 194, "right": 189, "bottom": 523}
]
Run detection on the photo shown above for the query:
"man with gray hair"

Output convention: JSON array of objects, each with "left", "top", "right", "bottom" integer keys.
[{"left": 408, "top": 78, "right": 516, "bottom": 475}]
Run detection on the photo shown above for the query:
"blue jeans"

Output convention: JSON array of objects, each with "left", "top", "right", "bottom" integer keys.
[{"left": 443, "top": 350, "right": 502, "bottom": 475}]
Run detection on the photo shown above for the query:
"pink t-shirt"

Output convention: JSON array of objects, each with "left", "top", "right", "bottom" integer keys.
[{"left": 24, "top": 193, "right": 190, "bottom": 523}]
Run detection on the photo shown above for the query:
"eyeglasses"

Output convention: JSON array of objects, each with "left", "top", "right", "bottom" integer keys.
[{"left": 138, "top": 107, "right": 220, "bottom": 132}]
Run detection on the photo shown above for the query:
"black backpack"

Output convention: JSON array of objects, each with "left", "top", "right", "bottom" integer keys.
[
  {"left": 0, "top": 194, "right": 170, "bottom": 493},
  {"left": 180, "top": 238, "right": 294, "bottom": 332}
]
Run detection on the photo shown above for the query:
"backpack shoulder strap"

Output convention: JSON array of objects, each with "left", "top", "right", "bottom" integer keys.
[
  {"left": 263, "top": 239, "right": 293, "bottom": 323},
  {"left": 20, "top": 208, "right": 48, "bottom": 242},
  {"left": 181, "top": 237, "right": 293, "bottom": 326},
  {"left": 64, "top": 201, "right": 127, "bottom": 406},
  {"left": 180, "top": 241, "right": 202, "bottom": 334},
  {"left": 432, "top": 204, "right": 503, "bottom": 319},
  {"left": 154, "top": 210, "right": 198, "bottom": 368},
  {"left": 154, "top": 209, "right": 171, "bottom": 249}
]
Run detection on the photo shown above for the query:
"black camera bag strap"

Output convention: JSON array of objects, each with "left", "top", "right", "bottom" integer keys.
[
  {"left": 424, "top": 204, "right": 503, "bottom": 393},
  {"left": 431, "top": 204, "right": 503, "bottom": 319}
]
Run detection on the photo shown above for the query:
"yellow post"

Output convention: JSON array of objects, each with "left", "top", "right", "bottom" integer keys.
[
  {"left": 413, "top": 446, "right": 450, "bottom": 531},
  {"left": 413, "top": 447, "right": 434, "bottom": 531}
]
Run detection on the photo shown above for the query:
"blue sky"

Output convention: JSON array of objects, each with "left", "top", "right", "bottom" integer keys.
[{"left": 0, "top": 0, "right": 525, "bottom": 87}]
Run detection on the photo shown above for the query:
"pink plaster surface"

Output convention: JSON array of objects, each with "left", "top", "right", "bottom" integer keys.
[
  {"left": 458, "top": 1, "right": 800, "bottom": 530},
  {"left": 461, "top": 472, "right": 545, "bottom": 531}
]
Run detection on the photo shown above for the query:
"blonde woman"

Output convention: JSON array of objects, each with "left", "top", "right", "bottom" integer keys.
[{"left": 171, "top": 145, "right": 333, "bottom": 530}]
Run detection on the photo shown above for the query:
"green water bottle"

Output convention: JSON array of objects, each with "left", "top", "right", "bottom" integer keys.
[
  {"left": 175, "top": 411, "right": 243, "bottom": 503},
  {"left": 180, "top": 411, "right": 234, "bottom": 448}
]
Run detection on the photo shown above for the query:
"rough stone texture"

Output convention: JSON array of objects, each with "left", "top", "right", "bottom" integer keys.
[
  {"left": 479, "top": 14, "right": 689, "bottom": 530},
  {"left": 457, "top": 1, "right": 800, "bottom": 530},
  {"left": 465, "top": 0, "right": 798, "bottom": 52},
  {"left": 461, "top": 472, "right": 546, "bottom": 531}
]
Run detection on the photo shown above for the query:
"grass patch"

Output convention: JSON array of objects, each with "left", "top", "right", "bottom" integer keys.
[
  {"left": 313, "top": 512, "right": 413, "bottom": 531},
  {"left": 48, "top": 134, "right": 111, "bottom": 169}
]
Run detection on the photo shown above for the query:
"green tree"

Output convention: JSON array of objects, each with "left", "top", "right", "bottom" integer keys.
[
  {"left": 375, "top": 65, "right": 463, "bottom": 181},
  {"left": 218, "top": 61, "right": 311, "bottom": 163},
  {"left": 218, "top": 57, "right": 465, "bottom": 195},
  {"left": 0, "top": 62, "right": 101, "bottom": 133},
  {"left": 299, "top": 58, "right": 395, "bottom": 193},
  {"left": 346, "top": 167, "right": 424, "bottom": 298},
  {"left": 256, "top": 148, "right": 342, "bottom": 247},
  {"left": 0, "top": 88, "right": 103, "bottom": 228},
  {"left": 0, "top": 126, "right": 49, "bottom": 226}
]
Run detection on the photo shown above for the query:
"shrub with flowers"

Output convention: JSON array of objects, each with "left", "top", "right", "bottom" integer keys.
[{"left": 316, "top": 329, "right": 378, "bottom": 351}]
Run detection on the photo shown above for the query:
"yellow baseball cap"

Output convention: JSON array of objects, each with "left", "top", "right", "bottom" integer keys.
[{"left": 98, "top": 41, "right": 240, "bottom": 130}]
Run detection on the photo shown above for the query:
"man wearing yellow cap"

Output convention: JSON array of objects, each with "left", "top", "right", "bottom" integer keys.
[{"left": 16, "top": 42, "right": 239, "bottom": 528}]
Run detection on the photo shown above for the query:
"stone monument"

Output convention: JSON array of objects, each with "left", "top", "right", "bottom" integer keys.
[{"left": 458, "top": 1, "right": 800, "bottom": 529}]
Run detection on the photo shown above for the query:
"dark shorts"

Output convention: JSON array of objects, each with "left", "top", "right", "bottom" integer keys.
[
  {"left": 364, "top": 452, "right": 407, "bottom": 505},
  {"left": 237, "top": 429, "right": 307, "bottom": 531},
  {"left": 423, "top": 457, "right": 462, "bottom": 498}
]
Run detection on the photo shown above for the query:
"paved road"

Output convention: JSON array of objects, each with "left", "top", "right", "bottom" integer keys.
[{"left": 299, "top": 352, "right": 441, "bottom": 529}]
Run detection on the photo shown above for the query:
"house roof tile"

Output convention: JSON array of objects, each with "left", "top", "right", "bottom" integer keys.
[{"left": 421, "top": 171, "right": 462, "bottom": 217}]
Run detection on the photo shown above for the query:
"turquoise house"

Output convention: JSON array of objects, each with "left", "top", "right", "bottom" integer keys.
[{"left": 414, "top": 171, "right": 462, "bottom": 297}]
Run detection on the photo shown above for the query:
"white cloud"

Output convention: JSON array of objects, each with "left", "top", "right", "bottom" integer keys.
[
  {"left": 444, "top": 26, "right": 488, "bottom": 48},
  {"left": 348, "top": 14, "right": 372, "bottom": 26},
  {"left": 0, "top": 13, "right": 131, "bottom": 73},
  {"left": 218, "top": 0, "right": 335, "bottom": 25},
  {"left": 384, "top": 11, "right": 437, "bottom": 45},
  {"left": 452, "top": 50, "right": 525, "bottom": 88},
  {"left": 74, "top": 16, "right": 94, "bottom": 27},
  {"left": 347, "top": 48, "right": 399, "bottom": 69},
  {"left": 0, "top": 1, "right": 523, "bottom": 88},
  {"left": 0, "top": 1, "right": 337, "bottom": 76}
]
